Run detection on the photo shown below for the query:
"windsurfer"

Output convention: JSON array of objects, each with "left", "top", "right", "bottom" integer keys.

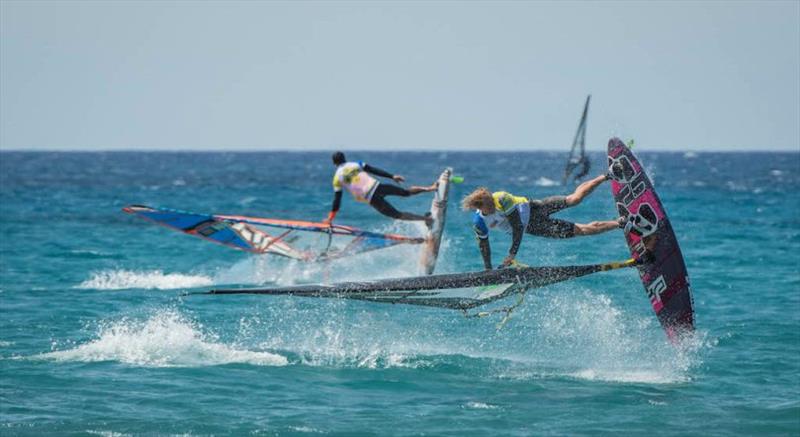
[
  {"left": 461, "top": 174, "right": 624, "bottom": 269},
  {"left": 325, "top": 151, "right": 437, "bottom": 226}
]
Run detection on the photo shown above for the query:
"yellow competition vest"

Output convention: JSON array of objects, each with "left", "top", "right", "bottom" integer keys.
[{"left": 473, "top": 191, "right": 530, "bottom": 238}]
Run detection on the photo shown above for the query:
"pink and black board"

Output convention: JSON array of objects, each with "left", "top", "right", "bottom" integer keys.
[{"left": 608, "top": 138, "right": 694, "bottom": 342}]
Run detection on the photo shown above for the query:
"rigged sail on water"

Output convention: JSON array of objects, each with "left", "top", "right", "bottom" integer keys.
[
  {"left": 123, "top": 205, "right": 424, "bottom": 262},
  {"left": 562, "top": 95, "right": 591, "bottom": 184},
  {"left": 201, "top": 258, "right": 641, "bottom": 314}
]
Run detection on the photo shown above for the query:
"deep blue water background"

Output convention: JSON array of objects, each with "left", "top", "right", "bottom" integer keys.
[{"left": 1, "top": 150, "right": 798, "bottom": 436}]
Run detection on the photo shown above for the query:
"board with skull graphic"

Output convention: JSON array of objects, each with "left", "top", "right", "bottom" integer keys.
[{"left": 608, "top": 138, "right": 694, "bottom": 342}]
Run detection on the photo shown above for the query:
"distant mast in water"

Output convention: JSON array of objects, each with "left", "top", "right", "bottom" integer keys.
[{"left": 562, "top": 95, "right": 591, "bottom": 184}]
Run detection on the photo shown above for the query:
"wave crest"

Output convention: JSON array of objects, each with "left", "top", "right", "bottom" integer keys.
[
  {"left": 37, "top": 310, "right": 287, "bottom": 367},
  {"left": 76, "top": 270, "right": 213, "bottom": 290}
]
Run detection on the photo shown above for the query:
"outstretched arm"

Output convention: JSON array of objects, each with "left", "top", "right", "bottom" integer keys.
[
  {"left": 362, "top": 163, "right": 395, "bottom": 179},
  {"left": 326, "top": 191, "right": 343, "bottom": 223},
  {"left": 502, "top": 209, "right": 524, "bottom": 266}
]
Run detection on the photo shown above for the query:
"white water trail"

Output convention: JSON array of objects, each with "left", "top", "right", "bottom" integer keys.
[
  {"left": 76, "top": 270, "right": 213, "bottom": 290},
  {"left": 37, "top": 309, "right": 287, "bottom": 367}
]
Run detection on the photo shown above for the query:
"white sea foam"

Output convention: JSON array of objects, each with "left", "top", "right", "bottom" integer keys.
[
  {"left": 229, "top": 277, "right": 709, "bottom": 384},
  {"left": 38, "top": 310, "right": 287, "bottom": 367},
  {"left": 513, "top": 287, "right": 704, "bottom": 385},
  {"left": 534, "top": 176, "right": 559, "bottom": 187},
  {"left": 244, "top": 297, "right": 453, "bottom": 369},
  {"left": 86, "top": 430, "right": 131, "bottom": 437},
  {"left": 569, "top": 368, "right": 678, "bottom": 384},
  {"left": 259, "top": 314, "right": 425, "bottom": 369},
  {"left": 76, "top": 270, "right": 213, "bottom": 290},
  {"left": 463, "top": 401, "right": 500, "bottom": 410},
  {"left": 287, "top": 426, "right": 325, "bottom": 433}
]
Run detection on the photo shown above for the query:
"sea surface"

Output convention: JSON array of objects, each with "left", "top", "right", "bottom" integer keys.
[{"left": 1, "top": 150, "right": 798, "bottom": 436}]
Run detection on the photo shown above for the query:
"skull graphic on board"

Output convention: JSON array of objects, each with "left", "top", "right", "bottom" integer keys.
[{"left": 617, "top": 202, "right": 659, "bottom": 238}]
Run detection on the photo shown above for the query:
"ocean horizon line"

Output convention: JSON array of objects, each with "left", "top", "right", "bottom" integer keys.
[{"left": 1, "top": 147, "right": 798, "bottom": 154}]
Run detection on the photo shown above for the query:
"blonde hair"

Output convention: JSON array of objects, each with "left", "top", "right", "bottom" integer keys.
[{"left": 461, "top": 187, "right": 492, "bottom": 211}]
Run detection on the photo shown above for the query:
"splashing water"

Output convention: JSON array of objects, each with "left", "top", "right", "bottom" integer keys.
[
  {"left": 37, "top": 310, "right": 287, "bottom": 367},
  {"left": 76, "top": 270, "right": 214, "bottom": 290}
]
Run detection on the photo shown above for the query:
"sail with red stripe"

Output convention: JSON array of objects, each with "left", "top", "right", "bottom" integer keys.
[{"left": 123, "top": 205, "right": 424, "bottom": 261}]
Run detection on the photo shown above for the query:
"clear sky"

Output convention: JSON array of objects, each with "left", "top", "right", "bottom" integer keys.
[{"left": 1, "top": 0, "right": 798, "bottom": 151}]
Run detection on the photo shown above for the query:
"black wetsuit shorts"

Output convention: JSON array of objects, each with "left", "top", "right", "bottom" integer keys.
[
  {"left": 369, "top": 183, "right": 411, "bottom": 219},
  {"left": 525, "top": 196, "right": 576, "bottom": 238}
]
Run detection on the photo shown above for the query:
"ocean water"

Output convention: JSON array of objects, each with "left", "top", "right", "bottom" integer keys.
[{"left": 1, "top": 150, "right": 798, "bottom": 436}]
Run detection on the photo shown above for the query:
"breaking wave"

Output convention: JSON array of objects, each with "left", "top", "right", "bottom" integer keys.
[
  {"left": 76, "top": 270, "right": 214, "bottom": 290},
  {"left": 37, "top": 310, "right": 287, "bottom": 367}
]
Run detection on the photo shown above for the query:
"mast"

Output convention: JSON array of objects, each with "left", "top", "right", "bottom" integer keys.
[{"left": 562, "top": 95, "right": 591, "bottom": 184}]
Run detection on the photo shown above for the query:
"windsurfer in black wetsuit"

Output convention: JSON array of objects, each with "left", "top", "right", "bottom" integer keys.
[{"left": 325, "top": 152, "right": 436, "bottom": 226}]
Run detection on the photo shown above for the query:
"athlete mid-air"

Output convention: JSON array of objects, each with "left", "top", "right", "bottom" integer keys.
[
  {"left": 325, "top": 151, "right": 437, "bottom": 226},
  {"left": 461, "top": 173, "right": 626, "bottom": 269}
]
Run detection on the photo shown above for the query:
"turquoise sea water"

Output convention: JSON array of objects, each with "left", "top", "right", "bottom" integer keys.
[{"left": 1, "top": 150, "right": 798, "bottom": 435}]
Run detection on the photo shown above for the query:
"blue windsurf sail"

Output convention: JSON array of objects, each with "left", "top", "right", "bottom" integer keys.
[{"left": 123, "top": 205, "right": 424, "bottom": 261}]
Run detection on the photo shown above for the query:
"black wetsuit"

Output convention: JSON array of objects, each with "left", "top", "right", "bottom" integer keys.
[{"left": 330, "top": 163, "right": 425, "bottom": 221}]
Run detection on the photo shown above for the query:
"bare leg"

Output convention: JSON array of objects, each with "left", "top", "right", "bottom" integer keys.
[
  {"left": 371, "top": 197, "right": 433, "bottom": 226},
  {"left": 565, "top": 174, "right": 607, "bottom": 206},
  {"left": 407, "top": 181, "right": 438, "bottom": 195},
  {"left": 573, "top": 220, "right": 620, "bottom": 236}
]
